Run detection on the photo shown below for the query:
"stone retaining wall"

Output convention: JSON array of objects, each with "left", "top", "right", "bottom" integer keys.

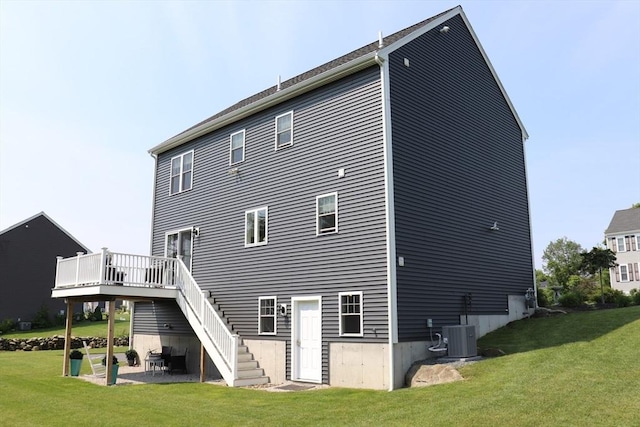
[{"left": 0, "top": 336, "right": 129, "bottom": 351}]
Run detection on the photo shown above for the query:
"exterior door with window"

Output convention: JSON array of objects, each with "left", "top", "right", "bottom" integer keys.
[
  {"left": 293, "top": 298, "right": 322, "bottom": 383},
  {"left": 166, "top": 229, "right": 193, "bottom": 271}
]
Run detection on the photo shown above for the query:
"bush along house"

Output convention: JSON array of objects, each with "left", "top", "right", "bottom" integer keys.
[{"left": 52, "top": 6, "right": 535, "bottom": 389}]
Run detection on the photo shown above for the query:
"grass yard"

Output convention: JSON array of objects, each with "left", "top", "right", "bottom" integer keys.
[
  {"left": 1, "top": 312, "right": 130, "bottom": 339},
  {"left": 1, "top": 307, "right": 639, "bottom": 426}
]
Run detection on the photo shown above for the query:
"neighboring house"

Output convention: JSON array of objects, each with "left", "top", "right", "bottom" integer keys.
[
  {"left": 52, "top": 6, "right": 534, "bottom": 390},
  {"left": 1, "top": 212, "right": 89, "bottom": 325},
  {"left": 605, "top": 207, "right": 640, "bottom": 294}
]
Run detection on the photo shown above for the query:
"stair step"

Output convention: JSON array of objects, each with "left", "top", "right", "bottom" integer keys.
[
  {"left": 237, "top": 345, "right": 248, "bottom": 354},
  {"left": 237, "top": 353, "right": 254, "bottom": 362},
  {"left": 232, "top": 376, "right": 270, "bottom": 387},
  {"left": 237, "top": 360, "right": 258, "bottom": 370},
  {"left": 237, "top": 368, "right": 264, "bottom": 378}
]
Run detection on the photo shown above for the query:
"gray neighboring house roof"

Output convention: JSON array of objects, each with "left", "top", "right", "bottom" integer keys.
[
  {"left": 149, "top": 5, "right": 528, "bottom": 156},
  {"left": 605, "top": 207, "right": 640, "bottom": 234},
  {"left": 0, "top": 212, "right": 92, "bottom": 253}
]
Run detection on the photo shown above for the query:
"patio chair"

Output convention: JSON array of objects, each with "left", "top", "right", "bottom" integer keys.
[
  {"left": 169, "top": 348, "right": 188, "bottom": 374},
  {"left": 83, "top": 341, "right": 106, "bottom": 378},
  {"left": 160, "top": 346, "right": 172, "bottom": 372}
]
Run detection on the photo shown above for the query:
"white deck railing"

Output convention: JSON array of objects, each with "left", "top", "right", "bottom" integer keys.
[
  {"left": 53, "top": 248, "right": 238, "bottom": 382},
  {"left": 173, "top": 259, "right": 238, "bottom": 378},
  {"left": 54, "top": 248, "right": 178, "bottom": 288}
]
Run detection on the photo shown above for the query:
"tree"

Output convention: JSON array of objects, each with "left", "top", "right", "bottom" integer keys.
[
  {"left": 632, "top": 202, "right": 640, "bottom": 209},
  {"left": 580, "top": 247, "right": 617, "bottom": 304},
  {"left": 542, "top": 237, "right": 584, "bottom": 288}
]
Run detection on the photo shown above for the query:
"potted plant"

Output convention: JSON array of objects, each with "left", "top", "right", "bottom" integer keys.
[
  {"left": 125, "top": 349, "right": 139, "bottom": 367},
  {"left": 102, "top": 355, "right": 119, "bottom": 385},
  {"left": 69, "top": 349, "right": 83, "bottom": 376}
]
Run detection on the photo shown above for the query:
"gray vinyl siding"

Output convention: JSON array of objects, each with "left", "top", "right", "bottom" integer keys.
[
  {"left": 150, "top": 67, "right": 388, "bottom": 383},
  {"left": 388, "top": 15, "right": 533, "bottom": 340},
  {"left": 133, "top": 301, "right": 196, "bottom": 336}
]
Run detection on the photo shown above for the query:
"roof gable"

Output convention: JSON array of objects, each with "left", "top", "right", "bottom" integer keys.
[
  {"left": 605, "top": 208, "right": 640, "bottom": 235},
  {"left": 150, "top": 5, "right": 527, "bottom": 155},
  {"left": 0, "top": 212, "right": 92, "bottom": 253}
]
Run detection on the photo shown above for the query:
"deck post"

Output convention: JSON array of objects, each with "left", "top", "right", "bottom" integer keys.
[
  {"left": 62, "top": 299, "right": 74, "bottom": 376},
  {"left": 98, "top": 247, "right": 109, "bottom": 285},
  {"left": 74, "top": 252, "right": 83, "bottom": 285},
  {"left": 200, "top": 343, "right": 206, "bottom": 382},
  {"left": 106, "top": 300, "right": 115, "bottom": 385}
]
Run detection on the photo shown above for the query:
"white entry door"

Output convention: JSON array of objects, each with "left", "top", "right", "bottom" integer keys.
[{"left": 293, "top": 297, "right": 322, "bottom": 383}]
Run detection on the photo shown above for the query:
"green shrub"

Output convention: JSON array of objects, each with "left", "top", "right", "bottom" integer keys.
[
  {"left": 613, "top": 291, "right": 631, "bottom": 308},
  {"left": 536, "top": 287, "right": 551, "bottom": 307},
  {"left": 54, "top": 312, "right": 66, "bottom": 326},
  {"left": 31, "top": 305, "right": 51, "bottom": 329},
  {"left": 0, "top": 318, "right": 16, "bottom": 334},
  {"left": 559, "top": 291, "right": 585, "bottom": 308}
]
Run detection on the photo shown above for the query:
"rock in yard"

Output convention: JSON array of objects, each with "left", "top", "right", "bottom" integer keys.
[{"left": 406, "top": 363, "right": 463, "bottom": 388}]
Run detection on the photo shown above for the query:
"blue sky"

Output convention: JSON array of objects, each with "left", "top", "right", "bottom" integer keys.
[{"left": 1, "top": 0, "right": 639, "bottom": 269}]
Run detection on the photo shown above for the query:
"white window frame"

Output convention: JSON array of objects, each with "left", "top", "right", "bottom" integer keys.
[
  {"left": 616, "top": 236, "right": 626, "bottom": 252},
  {"left": 169, "top": 150, "right": 194, "bottom": 195},
  {"left": 229, "top": 130, "right": 245, "bottom": 165},
  {"left": 274, "top": 111, "right": 293, "bottom": 150},
  {"left": 164, "top": 227, "right": 194, "bottom": 272},
  {"left": 619, "top": 264, "right": 629, "bottom": 282},
  {"left": 245, "top": 207, "right": 268, "bottom": 247},
  {"left": 316, "top": 192, "right": 338, "bottom": 235},
  {"left": 338, "top": 291, "right": 363, "bottom": 337},
  {"left": 636, "top": 235, "right": 640, "bottom": 251},
  {"left": 258, "top": 296, "right": 277, "bottom": 335}
]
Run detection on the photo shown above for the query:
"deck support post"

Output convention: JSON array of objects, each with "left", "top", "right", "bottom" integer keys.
[
  {"left": 62, "top": 299, "right": 74, "bottom": 376},
  {"left": 200, "top": 343, "right": 206, "bottom": 382},
  {"left": 106, "top": 300, "right": 115, "bottom": 385}
]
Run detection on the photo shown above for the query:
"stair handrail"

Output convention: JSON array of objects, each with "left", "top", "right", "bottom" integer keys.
[{"left": 173, "top": 258, "right": 238, "bottom": 379}]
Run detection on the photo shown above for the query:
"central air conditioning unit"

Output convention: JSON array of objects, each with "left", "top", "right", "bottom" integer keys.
[{"left": 442, "top": 325, "right": 477, "bottom": 358}]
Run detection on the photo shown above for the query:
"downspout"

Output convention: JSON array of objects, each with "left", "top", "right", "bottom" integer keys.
[
  {"left": 376, "top": 51, "right": 399, "bottom": 391},
  {"left": 522, "top": 134, "right": 538, "bottom": 309}
]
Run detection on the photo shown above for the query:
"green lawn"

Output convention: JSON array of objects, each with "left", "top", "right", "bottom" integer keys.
[
  {"left": 1, "top": 312, "right": 130, "bottom": 339},
  {"left": 1, "top": 307, "right": 639, "bottom": 426}
]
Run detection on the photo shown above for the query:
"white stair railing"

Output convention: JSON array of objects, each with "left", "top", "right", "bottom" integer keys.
[{"left": 172, "top": 258, "right": 238, "bottom": 384}]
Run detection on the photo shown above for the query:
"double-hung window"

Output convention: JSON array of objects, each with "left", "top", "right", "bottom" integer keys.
[
  {"left": 317, "top": 192, "right": 338, "bottom": 235},
  {"left": 258, "top": 296, "right": 276, "bottom": 335},
  {"left": 616, "top": 237, "right": 626, "bottom": 252},
  {"left": 339, "top": 292, "right": 363, "bottom": 336},
  {"left": 619, "top": 265, "right": 629, "bottom": 282},
  {"left": 275, "top": 111, "right": 293, "bottom": 149},
  {"left": 245, "top": 207, "right": 268, "bottom": 246},
  {"left": 230, "top": 130, "right": 245, "bottom": 165},
  {"left": 170, "top": 151, "right": 193, "bottom": 195}
]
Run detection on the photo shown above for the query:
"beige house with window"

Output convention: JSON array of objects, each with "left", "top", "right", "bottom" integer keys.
[{"left": 605, "top": 207, "right": 640, "bottom": 294}]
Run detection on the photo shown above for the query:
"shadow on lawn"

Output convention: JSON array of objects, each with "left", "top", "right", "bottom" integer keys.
[{"left": 477, "top": 305, "right": 640, "bottom": 355}]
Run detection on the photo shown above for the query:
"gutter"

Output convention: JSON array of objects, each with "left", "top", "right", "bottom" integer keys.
[{"left": 149, "top": 52, "right": 379, "bottom": 156}]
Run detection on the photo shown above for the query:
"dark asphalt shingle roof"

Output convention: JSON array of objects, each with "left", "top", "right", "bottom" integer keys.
[{"left": 605, "top": 207, "right": 640, "bottom": 234}]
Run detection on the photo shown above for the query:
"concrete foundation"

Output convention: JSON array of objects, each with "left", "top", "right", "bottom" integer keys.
[
  {"left": 461, "top": 294, "right": 534, "bottom": 337},
  {"left": 329, "top": 342, "right": 389, "bottom": 390},
  {"left": 243, "top": 339, "right": 286, "bottom": 384}
]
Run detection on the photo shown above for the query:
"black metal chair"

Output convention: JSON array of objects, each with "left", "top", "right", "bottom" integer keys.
[
  {"left": 169, "top": 348, "right": 187, "bottom": 374},
  {"left": 160, "top": 346, "right": 172, "bottom": 372}
]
